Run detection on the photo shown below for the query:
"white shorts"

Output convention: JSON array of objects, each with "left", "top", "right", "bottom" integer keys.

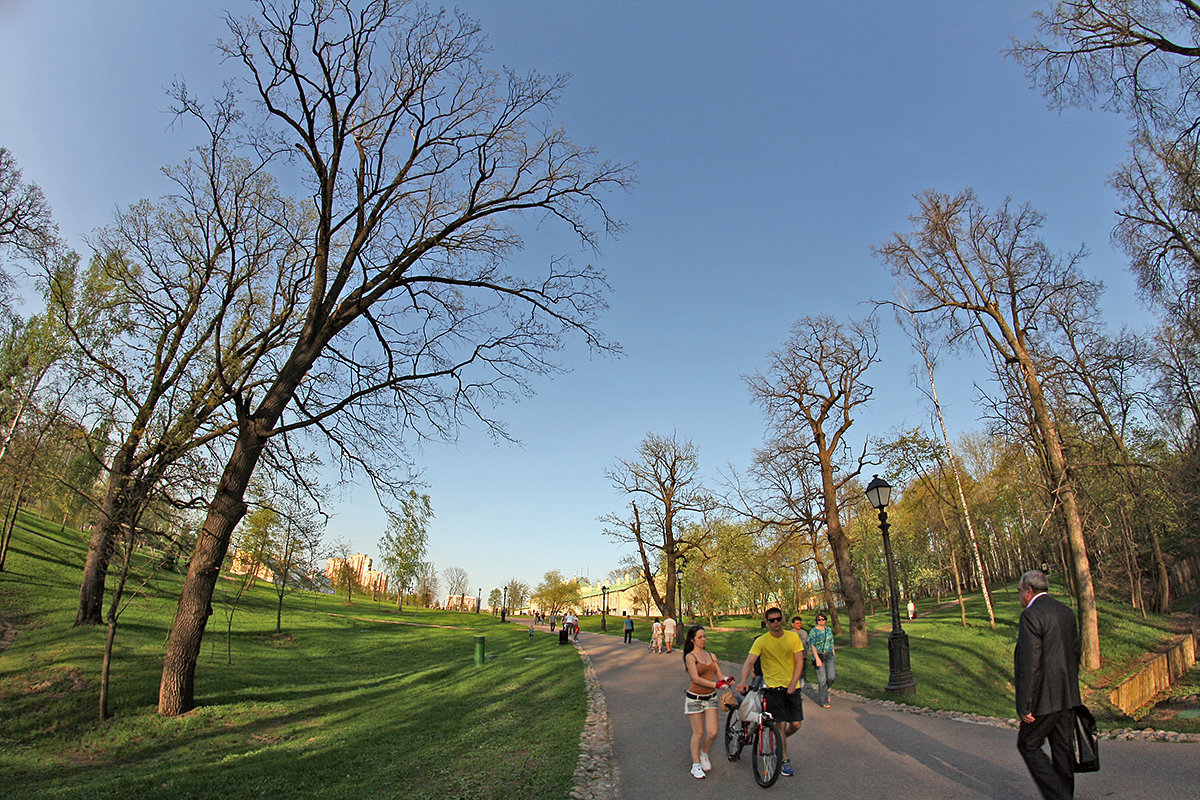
[{"left": 684, "top": 691, "right": 719, "bottom": 714}]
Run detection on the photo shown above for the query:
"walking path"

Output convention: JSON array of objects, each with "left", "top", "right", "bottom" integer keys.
[{"left": 570, "top": 628, "right": 1200, "bottom": 800}]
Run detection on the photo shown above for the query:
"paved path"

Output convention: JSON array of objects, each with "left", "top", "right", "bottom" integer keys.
[{"left": 576, "top": 630, "right": 1200, "bottom": 799}]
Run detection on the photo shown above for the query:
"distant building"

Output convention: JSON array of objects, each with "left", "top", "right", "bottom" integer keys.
[
  {"left": 230, "top": 549, "right": 274, "bottom": 583},
  {"left": 446, "top": 593, "right": 480, "bottom": 612},
  {"left": 326, "top": 553, "right": 389, "bottom": 595}
]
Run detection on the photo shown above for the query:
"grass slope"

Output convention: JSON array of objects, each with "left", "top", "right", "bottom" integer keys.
[{"left": 0, "top": 513, "right": 583, "bottom": 799}]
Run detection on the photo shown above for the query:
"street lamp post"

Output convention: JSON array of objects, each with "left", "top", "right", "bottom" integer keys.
[
  {"left": 865, "top": 475, "right": 917, "bottom": 695},
  {"left": 501, "top": 586, "right": 508, "bottom": 623},
  {"left": 675, "top": 558, "right": 686, "bottom": 647},
  {"left": 476, "top": 588, "right": 481, "bottom": 614},
  {"left": 601, "top": 582, "right": 609, "bottom": 631}
]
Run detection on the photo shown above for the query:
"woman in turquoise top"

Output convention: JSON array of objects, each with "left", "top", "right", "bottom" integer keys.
[{"left": 809, "top": 612, "right": 836, "bottom": 708}]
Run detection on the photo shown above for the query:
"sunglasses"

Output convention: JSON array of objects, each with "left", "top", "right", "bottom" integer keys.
[{"left": 766, "top": 616, "right": 783, "bottom": 623}]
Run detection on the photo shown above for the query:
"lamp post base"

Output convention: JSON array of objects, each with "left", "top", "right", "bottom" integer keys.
[{"left": 886, "top": 628, "right": 917, "bottom": 695}]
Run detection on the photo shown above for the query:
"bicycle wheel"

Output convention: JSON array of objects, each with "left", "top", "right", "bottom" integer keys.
[
  {"left": 724, "top": 709, "right": 744, "bottom": 761},
  {"left": 752, "top": 718, "right": 783, "bottom": 788}
]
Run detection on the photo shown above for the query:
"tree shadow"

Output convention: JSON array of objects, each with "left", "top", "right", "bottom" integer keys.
[{"left": 851, "top": 705, "right": 1027, "bottom": 799}]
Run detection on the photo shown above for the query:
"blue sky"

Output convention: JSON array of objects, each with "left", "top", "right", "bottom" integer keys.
[{"left": 0, "top": 1, "right": 1146, "bottom": 601}]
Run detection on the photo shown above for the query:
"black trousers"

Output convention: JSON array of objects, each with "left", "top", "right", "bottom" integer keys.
[
  {"left": 1017, "top": 708, "right": 1075, "bottom": 800},
  {"left": 623, "top": 629, "right": 632, "bottom": 643}
]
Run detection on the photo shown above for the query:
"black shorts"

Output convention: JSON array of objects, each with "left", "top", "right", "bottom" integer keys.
[{"left": 764, "top": 686, "right": 803, "bottom": 723}]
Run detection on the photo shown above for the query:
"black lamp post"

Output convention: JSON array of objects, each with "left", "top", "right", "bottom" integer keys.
[
  {"left": 675, "top": 559, "right": 686, "bottom": 646},
  {"left": 600, "top": 582, "right": 609, "bottom": 631},
  {"left": 475, "top": 588, "right": 481, "bottom": 614},
  {"left": 865, "top": 475, "right": 917, "bottom": 695},
  {"left": 501, "top": 586, "right": 508, "bottom": 623}
]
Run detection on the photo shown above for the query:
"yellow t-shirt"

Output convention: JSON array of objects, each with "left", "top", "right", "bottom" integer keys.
[{"left": 750, "top": 630, "right": 803, "bottom": 688}]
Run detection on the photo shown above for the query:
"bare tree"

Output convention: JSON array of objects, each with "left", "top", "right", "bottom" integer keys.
[
  {"left": 897, "top": 300, "right": 997, "bottom": 628},
  {"left": 1009, "top": 0, "right": 1200, "bottom": 139},
  {"left": 157, "top": 0, "right": 631, "bottom": 715},
  {"left": 69, "top": 145, "right": 308, "bottom": 626},
  {"left": 414, "top": 561, "right": 440, "bottom": 608},
  {"left": 444, "top": 566, "right": 470, "bottom": 610},
  {"left": 602, "top": 432, "right": 714, "bottom": 618},
  {"left": 745, "top": 315, "right": 877, "bottom": 648},
  {"left": 0, "top": 146, "right": 57, "bottom": 275},
  {"left": 875, "top": 190, "right": 1102, "bottom": 669}
]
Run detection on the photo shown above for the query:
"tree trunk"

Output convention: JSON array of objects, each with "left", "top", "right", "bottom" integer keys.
[
  {"left": 824, "top": 515, "right": 867, "bottom": 647},
  {"left": 1024, "top": 371, "right": 1100, "bottom": 669},
  {"left": 158, "top": 426, "right": 265, "bottom": 716},
  {"left": 75, "top": 453, "right": 139, "bottom": 625}
]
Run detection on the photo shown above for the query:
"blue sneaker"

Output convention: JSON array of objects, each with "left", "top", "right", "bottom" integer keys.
[{"left": 780, "top": 760, "right": 793, "bottom": 777}]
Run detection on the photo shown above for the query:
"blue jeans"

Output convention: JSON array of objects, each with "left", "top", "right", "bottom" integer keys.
[{"left": 815, "top": 652, "right": 836, "bottom": 705}]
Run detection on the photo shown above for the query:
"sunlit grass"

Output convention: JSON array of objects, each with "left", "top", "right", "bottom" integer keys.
[{"left": 0, "top": 514, "right": 583, "bottom": 800}]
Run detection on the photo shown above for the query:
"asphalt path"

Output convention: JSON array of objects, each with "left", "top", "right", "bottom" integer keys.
[{"left": 577, "top": 629, "right": 1200, "bottom": 799}]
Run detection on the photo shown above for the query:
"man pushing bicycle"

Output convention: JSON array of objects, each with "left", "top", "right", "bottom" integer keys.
[{"left": 737, "top": 606, "right": 805, "bottom": 778}]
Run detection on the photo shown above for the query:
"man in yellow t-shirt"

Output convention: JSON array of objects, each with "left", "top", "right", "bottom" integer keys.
[{"left": 737, "top": 606, "right": 805, "bottom": 777}]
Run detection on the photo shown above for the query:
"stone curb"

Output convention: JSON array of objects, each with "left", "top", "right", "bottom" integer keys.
[{"left": 569, "top": 642, "right": 618, "bottom": 800}]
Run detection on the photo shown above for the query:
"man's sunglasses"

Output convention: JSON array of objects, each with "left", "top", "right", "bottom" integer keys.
[{"left": 766, "top": 616, "right": 783, "bottom": 623}]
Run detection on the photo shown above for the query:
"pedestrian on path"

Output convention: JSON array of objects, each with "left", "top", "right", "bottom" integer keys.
[
  {"left": 652, "top": 618, "right": 664, "bottom": 653},
  {"left": 810, "top": 612, "right": 836, "bottom": 708},
  {"left": 623, "top": 612, "right": 634, "bottom": 644},
  {"left": 683, "top": 625, "right": 722, "bottom": 779},
  {"left": 738, "top": 607, "right": 805, "bottom": 778},
  {"left": 790, "top": 614, "right": 809, "bottom": 686},
  {"left": 663, "top": 615, "right": 677, "bottom": 653},
  {"left": 1014, "top": 569, "right": 1081, "bottom": 800}
]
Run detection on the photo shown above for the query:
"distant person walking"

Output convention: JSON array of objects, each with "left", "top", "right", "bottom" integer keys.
[
  {"left": 907, "top": 598, "right": 916, "bottom": 620},
  {"left": 790, "top": 614, "right": 809, "bottom": 685},
  {"left": 663, "top": 614, "right": 677, "bottom": 653},
  {"left": 623, "top": 612, "right": 634, "bottom": 644},
  {"left": 810, "top": 612, "right": 836, "bottom": 708},
  {"left": 1014, "top": 569, "right": 1082, "bottom": 800},
  {"left": 651, "top": 618, "right": 664, "bottom": 654},
  {"left": 683, "top": 625, "right": 722, "bottom": 779}
]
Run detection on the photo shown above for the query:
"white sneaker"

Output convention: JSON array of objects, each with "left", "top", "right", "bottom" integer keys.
[
  {"left": 690, "top": 764, "right": 706, "bottom": 779},
  {"left": 699, "top": 752, "right": 712, "bottom": 771}
]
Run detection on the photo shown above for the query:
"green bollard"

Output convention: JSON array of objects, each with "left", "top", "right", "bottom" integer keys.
[{"left": 474, "top": 635, "right": 485, "bottom": 667}]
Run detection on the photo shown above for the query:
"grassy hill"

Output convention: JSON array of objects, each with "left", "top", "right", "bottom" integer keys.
[
  {"left": 3, "top": 510, "right": 1197, "bottom": 800},
  {"left": 0, "top": 513, "right": 584, "bottom": 800}
]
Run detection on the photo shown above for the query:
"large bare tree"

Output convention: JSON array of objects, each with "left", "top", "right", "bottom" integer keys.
[
  {"left": 875, "top": 189, "right": 1102, "bottom": 669},
  {"left": 70, "top": 149, "right": 307, "bottom": 626},
  {"left": 745, "top": 315, "right": 877, "bottom": 648},
  {"left": 602, "top": 432, "right": 714, "bottom": 619},
  {"left": 158, "top": 0, "right": 630, "bottom": 715}
]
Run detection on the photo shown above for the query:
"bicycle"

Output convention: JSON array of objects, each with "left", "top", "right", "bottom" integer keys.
[{"left": 722, "top": 677, "right": 784, "bottom": 788}]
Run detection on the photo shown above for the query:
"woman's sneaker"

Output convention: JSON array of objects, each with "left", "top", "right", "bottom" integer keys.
[
  {"left": 780, "top": 759, "right": 794, "bottom": 777},
  {"left": 690, "top": 763, "right": 706, "bottom": 779},
  {"left": 699, "top": 752, "right": 712, "bottom": 771}
]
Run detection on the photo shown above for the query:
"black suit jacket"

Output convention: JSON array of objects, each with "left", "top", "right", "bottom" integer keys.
[{"left": 1014, "top": 593, "right": 1082, "bottom": 718}]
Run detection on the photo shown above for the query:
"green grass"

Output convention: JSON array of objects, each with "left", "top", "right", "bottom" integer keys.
[
  {"left": 0, "top": 513, "right": 583, "bottom": 799},
  {"left": 4, "top": 514, "right": 1196, "bottom": 800}
]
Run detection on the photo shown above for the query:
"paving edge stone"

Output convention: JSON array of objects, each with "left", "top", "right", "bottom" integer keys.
[{"left": 571, "top": 644, "right": 618, "bottom": 800}]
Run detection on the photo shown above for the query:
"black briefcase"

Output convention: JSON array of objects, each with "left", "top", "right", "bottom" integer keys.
[{"left": 1072, "top": 705, "right": 1100, "bottom": 773}]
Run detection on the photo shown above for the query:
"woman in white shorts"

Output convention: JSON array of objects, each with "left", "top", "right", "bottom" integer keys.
[{"left": 683, "top": 625, "right": 722, "bottom": 779}]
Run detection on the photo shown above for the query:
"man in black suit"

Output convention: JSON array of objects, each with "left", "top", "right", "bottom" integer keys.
[{"left": 1014, "top": 569, "right": 1082, "bottom": 800}]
